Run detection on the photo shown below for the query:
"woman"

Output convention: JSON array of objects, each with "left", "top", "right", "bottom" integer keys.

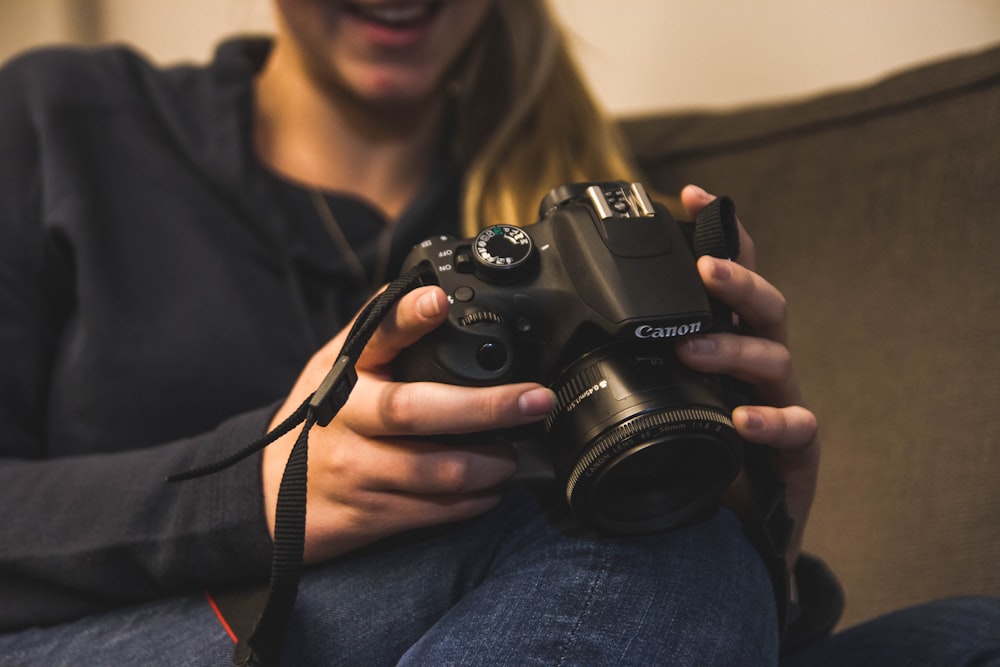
[
  {"left": 253, "top": 0, "right": 818, "bottom": 574},
  {"left": 0, "top": 0, "right": 835, "bottom": 664}
]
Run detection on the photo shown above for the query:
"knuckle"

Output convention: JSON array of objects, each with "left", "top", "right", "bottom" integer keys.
[
  {"left": 741, "top": 336, "right": 793, "bottom": 382},
  {"left": 482, "top": 390, "right": 511, "bottom": 424},
  {"left": 430, "top": 455, "right": 474, "bottom": 494},
  {"left": 773, "top": 345, "right": 794, "bottom": 379},
  {"left": 466, "top": 388, "right": 512, "bottom": 427},
  {"left": 774, "top": 409, "right": 789, "bottom": 434},
  {"left": 379, "top": 384, "right": 420, "bottom": 432}
]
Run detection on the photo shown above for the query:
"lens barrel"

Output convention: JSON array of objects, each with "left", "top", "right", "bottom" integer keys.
[{"left": 545, "top": 342, "right": 744, "bottom": 534}]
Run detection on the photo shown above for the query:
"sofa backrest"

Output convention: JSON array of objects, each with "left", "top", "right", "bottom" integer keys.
[{"left": 621, "top": 44, "right": 1000, "bottom": 629}]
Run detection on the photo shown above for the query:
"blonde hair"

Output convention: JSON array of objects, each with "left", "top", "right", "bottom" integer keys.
[{"left": 453, "top": 0, "right": 641, "bottom": 236}]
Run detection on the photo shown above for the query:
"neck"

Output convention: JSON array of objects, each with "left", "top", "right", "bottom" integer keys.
[{"left": 253, "top": 40, "right": 448, "bottom": 220}]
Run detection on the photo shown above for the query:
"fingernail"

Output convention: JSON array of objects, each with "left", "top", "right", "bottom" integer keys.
[
  {"left": 741, "top": 409, "right": 765, "bottom": 430},
  {"left": 416, "top": 291, "right": 441, "bottom": 318},
  {"left": 518, "top": 388, "right": 556, "bottom": 417},
  {"left": 685, "top": 336, "right": 717, "bottom": 355},
  {"left": 709, "top": 256, "right": 732, "bottom": 281},
  {"left": 684, "top": 184, "right": 711, "bottom": 201}
]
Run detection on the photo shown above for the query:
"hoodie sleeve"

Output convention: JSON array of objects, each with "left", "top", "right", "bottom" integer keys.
[
  {"left": 0, "top": 414, "right": 275, "bottom": 631},
  {"left": 0, "top": 48, "right": 277, "bottom": 631}
]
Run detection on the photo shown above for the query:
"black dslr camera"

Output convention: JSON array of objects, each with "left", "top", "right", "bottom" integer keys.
[{"left": 395, "top": 181, "right": 746, "bottom": 534}]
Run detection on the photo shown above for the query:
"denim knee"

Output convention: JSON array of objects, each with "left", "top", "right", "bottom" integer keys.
[{"left": 399, "top": 505, "right": 780, "bottom": 666}]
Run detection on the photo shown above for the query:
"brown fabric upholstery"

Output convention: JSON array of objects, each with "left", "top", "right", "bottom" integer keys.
[{"left": 620, "top": 44, "right": 1000, "bottom": 629}]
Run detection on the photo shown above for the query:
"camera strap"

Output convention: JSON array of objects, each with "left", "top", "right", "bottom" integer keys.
[
  {"left": 167, "top": 266, "right": 429, "bottom": 667},
  {"left": 691, "top": 196, "right": 796, "bottom": 634},
  {"left": 742, "top": 442, "right": 797, "bottom": 633},
  {"left": 692, "top": 197, "right": 797, "bottom": 632}
]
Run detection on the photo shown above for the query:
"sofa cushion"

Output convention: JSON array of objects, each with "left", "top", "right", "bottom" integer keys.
[{"left": 620, "top": 44, "right": 1000, "bottom": 629}]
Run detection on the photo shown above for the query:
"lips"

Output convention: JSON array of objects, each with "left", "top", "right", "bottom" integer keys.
[{"left": 344, "top": 1, "right": 442, "bottom": 29}]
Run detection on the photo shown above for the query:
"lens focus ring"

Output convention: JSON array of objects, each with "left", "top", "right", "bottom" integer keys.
[{"left": 565, "top": 406, "right": 735, "bottom": 495}]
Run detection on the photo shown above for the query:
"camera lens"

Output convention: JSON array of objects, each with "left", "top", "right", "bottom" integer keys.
[{"left": 545, "top": 342, "right": 744, "bottom": 534}]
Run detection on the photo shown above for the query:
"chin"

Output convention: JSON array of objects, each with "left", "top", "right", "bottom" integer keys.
[{"left": 341, "top": 64, "right": 444, "bottom": 107}]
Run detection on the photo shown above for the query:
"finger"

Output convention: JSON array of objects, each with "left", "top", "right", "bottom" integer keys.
[
  {"left": 303, "top": 484, "right": 507, "bottom": 563},
  {"left": 680, "top": 184, "right": 756, "bottom": 269},
  {"left": 345, "top": 437, "right": 518, "bottom": 496},
  {"left": 359, "top": 285, "right": 450, "bottom": 369},
  {"left": 697, "top": 255, "right": 787, "bottom": 343},
  {"left": 360, "top": 488, "right": 506, "bottom": 527},
  {"left": 344, "top": 380, "right": 556, "bottom": 437},
  {"left": 733, "top": 405, "right": 818, "bottom": 452},
  {"left": 680, "top": 183, "right": 714, "bottom": 218},
  {"left": 677, "top": 332, "right": 794, "bottom": 395}
]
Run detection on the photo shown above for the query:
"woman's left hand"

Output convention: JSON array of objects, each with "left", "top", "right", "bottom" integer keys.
[{"left": 675, "top": 185, "right": 820, "bottom": 568}]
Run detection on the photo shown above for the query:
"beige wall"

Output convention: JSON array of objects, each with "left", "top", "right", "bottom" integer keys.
[
  {"left": 552, "top": 0, "right": 1000, "bottom": 113},
  {"left": 2, "top": 0, "right": 999, "bottom": 114}
]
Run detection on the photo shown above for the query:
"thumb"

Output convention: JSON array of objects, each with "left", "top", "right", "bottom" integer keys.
[{"left": 358, "top": 285, "right": 450, "bottom": 369}]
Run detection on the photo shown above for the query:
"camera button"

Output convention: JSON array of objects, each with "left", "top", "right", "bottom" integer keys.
[
  {"left": 453, "top": 286, "right": 475, "bottom": 302},
  {"left": 476, "top": 341, "right": 508, "bottom": 372}
]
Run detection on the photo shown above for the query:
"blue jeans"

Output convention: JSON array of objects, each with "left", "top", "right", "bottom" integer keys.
[
  {"left": 2, "top": 490, "right": 998, "bottom": 666},
  {"left": 1, "top": 489, "right": 777, "bottom": 666}
]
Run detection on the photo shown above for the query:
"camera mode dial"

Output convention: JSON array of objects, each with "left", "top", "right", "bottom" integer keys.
[{"left": 473, "top": 225, "right": 535, "bottom": 283}]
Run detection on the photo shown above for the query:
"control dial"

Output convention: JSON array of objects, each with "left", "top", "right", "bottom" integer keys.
[
  {"left": 459, "top": 310, "right": 504, "bottom": 327},
  {"left": 473, "top": 225, "right": 535, "bottom": 282}
]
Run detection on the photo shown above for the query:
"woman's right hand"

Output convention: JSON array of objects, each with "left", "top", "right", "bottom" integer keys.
[{"left": 262, "top": 285, "right": 556, "bottom": 564}]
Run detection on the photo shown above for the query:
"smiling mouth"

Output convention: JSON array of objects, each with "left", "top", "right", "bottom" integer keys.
[{"left": 344, "top": 2, "right": 443, "bottom": 29}]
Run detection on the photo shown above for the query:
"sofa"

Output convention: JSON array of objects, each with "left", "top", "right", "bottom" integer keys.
[{"left": 620, "top": 43, "right": 1000, "bottom": 630}]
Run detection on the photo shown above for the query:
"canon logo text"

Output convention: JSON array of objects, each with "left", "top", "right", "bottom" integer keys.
[{"left": 634, "top": 321, "right": 702, "bottom": 339}]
